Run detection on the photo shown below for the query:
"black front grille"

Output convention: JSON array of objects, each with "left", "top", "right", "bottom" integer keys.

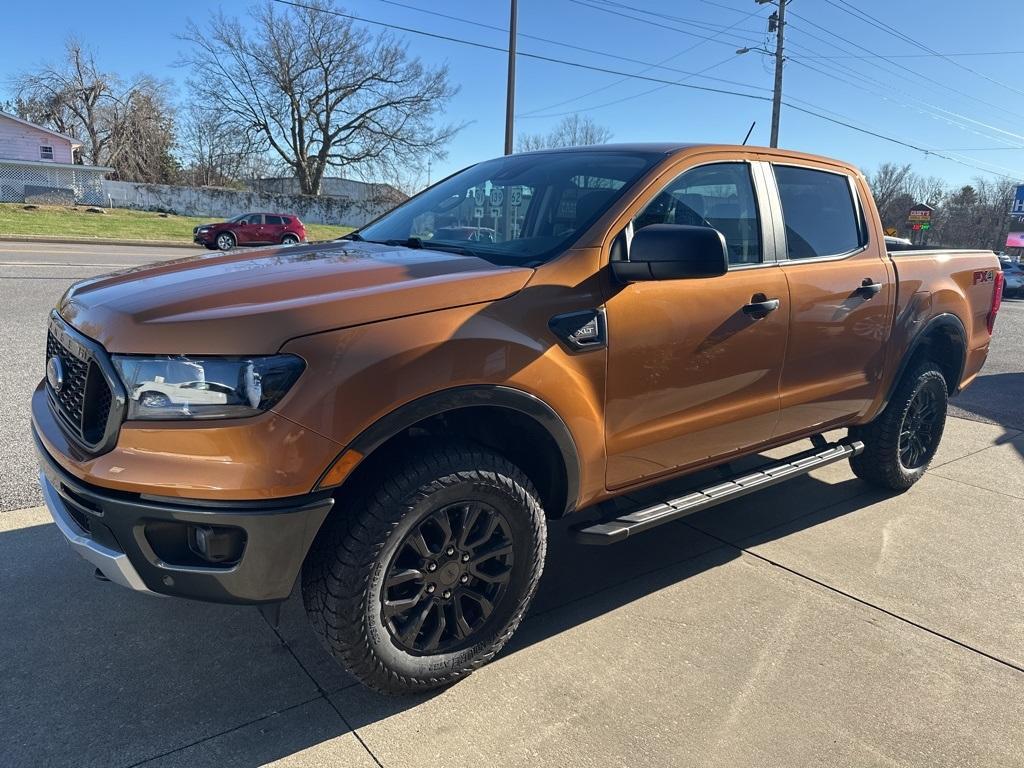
[{"left": 46, "top": 328, "right": 114, "bottom": 447}]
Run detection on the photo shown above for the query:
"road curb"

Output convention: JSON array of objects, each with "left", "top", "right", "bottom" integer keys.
[{"left": 0, "top": 235, "right": 197, "bottom": 249}]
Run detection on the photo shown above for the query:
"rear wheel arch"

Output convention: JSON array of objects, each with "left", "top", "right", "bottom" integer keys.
[
  {"left": 887, "top": 313, "right": 967, "bottom": 403},
  {"left": 327, "top": 386, "right": 581, "bottom": 520}
]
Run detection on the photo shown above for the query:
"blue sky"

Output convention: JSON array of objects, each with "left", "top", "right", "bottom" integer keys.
[{"left": 3, "top": 0, "right": 1023, "bottom": 186}]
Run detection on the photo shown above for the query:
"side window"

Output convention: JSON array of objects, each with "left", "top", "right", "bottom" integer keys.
[
  {"left": 773, "top": 166, "right": 862, "bottom": 259},
  {"left": 266, "top": 215, "right": 283, "bottom": 225},
  {"left": 633, "top": 163, "right": 761, "bottom": 265},
  {"left": 246, "top": 214, "right": 263, "bottom": 225}
]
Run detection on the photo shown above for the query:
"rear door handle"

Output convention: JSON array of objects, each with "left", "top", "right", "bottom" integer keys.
[
  {"left": 858, "top": 278, "right": 882, "bottom": 298},
  {"left": 742, "top": 298, "right": 780, "bottom": 318}
]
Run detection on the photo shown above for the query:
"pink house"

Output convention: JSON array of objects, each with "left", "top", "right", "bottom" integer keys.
[{"left": 0, "top": 111, "right": 112, "bottom": 204}]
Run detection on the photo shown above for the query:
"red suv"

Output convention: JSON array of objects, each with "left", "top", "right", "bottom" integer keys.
[{"left": 193, "top": 213, "right": 307, "bottom": 251}]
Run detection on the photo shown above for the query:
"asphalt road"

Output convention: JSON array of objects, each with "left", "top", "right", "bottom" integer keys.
[
  {"left": 1, "top": 242, "right": 1023, "bottom": 767},
  {"left": 0, "top": 242, "right": 201, "bottom": 511}
]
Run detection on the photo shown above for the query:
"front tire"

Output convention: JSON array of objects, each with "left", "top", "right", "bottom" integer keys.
[
  {"left": 303, "top": 441, "right": 547, "bottom": 694},
  {"left": 216, "top": 232, "right": 235, "bottom": 251},
  {"left": 849, "top": 361, "right": 948, "bottom": 491}
]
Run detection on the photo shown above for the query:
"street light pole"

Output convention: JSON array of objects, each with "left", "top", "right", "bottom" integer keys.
[
  {"left": 763, "top": 0, "right": 787, "bottom": 148},
  {"left": 504, "top": 0, "right": 518, "bottom": 155}
]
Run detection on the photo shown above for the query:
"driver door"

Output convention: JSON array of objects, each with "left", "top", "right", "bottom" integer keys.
[
  {"left": 604, "top": 160, "right": 790, "bottom": 488},
  {"left": 237, "top": 214, "right": 264, "bottom": 244}
]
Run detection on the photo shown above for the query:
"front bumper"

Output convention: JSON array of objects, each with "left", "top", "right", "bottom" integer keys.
[{"left": 36, "top": 429, "right": 334, "bottom": 604}]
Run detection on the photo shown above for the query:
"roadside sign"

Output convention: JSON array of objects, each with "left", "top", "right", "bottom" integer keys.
[
  {"left": 1012, "top": 184, "right": 1024, "bottom": 215},
  {"left": 907, "top": 203, "right": 933, "bottom": 223},
  {"left": 490, "top": 188, "right": 504, "bottom": 207},
  {"left": 473, "top": 188, "right": 485, "bottom": 206},
  {"left": 489, "top": 207, "right": 501, "bottom": 218},
  {"left": 473, "top": 206, "right": 483, "bottom": 218},
  {"left": 1008, "top": 185, "right": 1024, "bottom": 247},
  {"left": 509, "top": 187, "right": 523, "bottom": 207},
  {"left": 885, "top": 227, "right": 898, "bottom": 236}
]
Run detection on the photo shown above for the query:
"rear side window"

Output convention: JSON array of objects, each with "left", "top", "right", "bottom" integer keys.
[
  {"left": 634, "top": 162, "right": 761, "bottom": 265},
  {"left": 266, "top": 215, "right": 284, "bottom": 225},
  {"left": 774, "top": 166, "right": 862, "bottom": 259}
]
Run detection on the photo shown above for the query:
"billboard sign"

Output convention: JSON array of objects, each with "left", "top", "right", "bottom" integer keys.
[
  {"left": 1009, "top": 185, "right": 1024, "bottom": 248},
  {"left": 907, "top": 204, "right": 933, "bottom": 223}
]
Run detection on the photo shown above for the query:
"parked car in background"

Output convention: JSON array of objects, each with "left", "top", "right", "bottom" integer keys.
[
  {"left": 193, "top": 213, "right": 306, "bottom": 251},
  {"left": 1002, "top": 260, "right": 1024, "bottom": 297}
]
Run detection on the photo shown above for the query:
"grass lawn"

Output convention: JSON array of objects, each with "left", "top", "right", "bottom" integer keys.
[{"left": 0, "top": 203, "right": 353, "bottom": 244}]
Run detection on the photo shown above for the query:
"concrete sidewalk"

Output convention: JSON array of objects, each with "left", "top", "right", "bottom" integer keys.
[{"left": 2, "top": 416, "right": 1022, "bottom": 767}]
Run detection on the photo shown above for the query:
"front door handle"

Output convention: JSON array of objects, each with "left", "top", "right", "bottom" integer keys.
[
  {"left": 742, "top": 297, "right": 780, "bottom": 319},
  {"left": 858, "top": 278, "right": 882, "bottom": 298}
]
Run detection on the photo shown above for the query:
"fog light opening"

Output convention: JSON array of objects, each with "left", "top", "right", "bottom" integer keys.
[{"left": 188, "top": 524, "right": 246, "bottom": 565}]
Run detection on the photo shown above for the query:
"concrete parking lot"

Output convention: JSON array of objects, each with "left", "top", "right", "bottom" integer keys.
[{"left": 1, "top": 241, "right": 1022, "bottom": 767}]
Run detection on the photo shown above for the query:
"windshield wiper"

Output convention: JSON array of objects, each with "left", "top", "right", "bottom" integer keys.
[{"left": 340, "top": 231, "right": 364, "bottom": 241}]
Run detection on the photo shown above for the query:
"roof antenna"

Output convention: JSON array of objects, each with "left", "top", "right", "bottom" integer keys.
[{"left": 742, "top": 121, "right": 756, "bottom": 146}]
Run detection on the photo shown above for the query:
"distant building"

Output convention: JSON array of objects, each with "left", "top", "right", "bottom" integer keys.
[
  {"left": 249, "top": 176, "right": 407, "bottom": 206},
  {"left": 0, "top": 111, "right": 112, "bottom": 205}
]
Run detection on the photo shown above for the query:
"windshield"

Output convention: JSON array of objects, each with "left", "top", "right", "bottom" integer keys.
[{"left": 358, "top": 150, "right": 662, "bottom": 265}]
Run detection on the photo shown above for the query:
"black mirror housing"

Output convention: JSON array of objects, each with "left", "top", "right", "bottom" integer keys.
[{"left": 613, "top": 224, "right": 729, "bottom": 282}]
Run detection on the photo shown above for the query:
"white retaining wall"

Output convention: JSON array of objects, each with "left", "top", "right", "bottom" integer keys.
[{"left": 100, "top": 180, "right": 396, "bottom": 226}]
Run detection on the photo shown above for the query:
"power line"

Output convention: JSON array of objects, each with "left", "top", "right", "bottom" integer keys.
[
  {"left": 567, "top": 0, "right": 760, "bottom": 51},
  {"left": 798, "top": 50, "right": 1024, "bottom": 60},
  {"left": 518, "top": 2, "right": 769, "bottom": 118},
  {"left": 785, "top": 8, "right": 1024, "bottom": 124},
  {"left": 822, "top": 0, "right": 1024, "bottom": 98},
  {"left": 270, "top": 0, "right": 1024, "bottom": 180},
  {"left": 523, "top": 51, "right": 759, "bottom": 119},
  {"left": 362, "top": 0, "right": 775, "bottom": 101}
]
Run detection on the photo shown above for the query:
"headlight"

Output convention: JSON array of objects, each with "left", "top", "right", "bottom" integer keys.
[{"left": 111, "top": 354, "right": 305, "bottom": 420}]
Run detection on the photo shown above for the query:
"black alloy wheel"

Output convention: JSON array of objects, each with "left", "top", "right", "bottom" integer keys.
[
  {"left": 899, "top": 384, "right": 941, "bottom": 469},
  {"left": 382, "top": 501, "right": 514, "bottom": 655}
]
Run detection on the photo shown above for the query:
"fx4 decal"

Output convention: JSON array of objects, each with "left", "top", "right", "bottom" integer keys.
[{"left": 973, "top": 269, "right": 995, "bottom": 285}]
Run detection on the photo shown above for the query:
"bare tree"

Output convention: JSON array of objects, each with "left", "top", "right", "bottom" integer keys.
[
  {"left": 179, "top": 0, "right": 459, "bottom": 195},
  {"left": 106, "top": 80, "right": 180, "bottom": 184},
  {"left": 516, "top": 114, "right": 613, "bottom": 152},
  {"left": 11, "top": 40, "right": 180, "bottom": 182},
  {"left": 11, "top": 39, "right": 115, "bottom": 165},
  {"left": 866, "top": 161, "right": 1016, "bottom": 249},
  {"left": 179, "top": 104, "right": 269, "bottom": 187}
]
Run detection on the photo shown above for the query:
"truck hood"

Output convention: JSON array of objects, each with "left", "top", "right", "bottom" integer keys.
[{"left": 59, "top": 241, "right": 534, "bottom": 354}]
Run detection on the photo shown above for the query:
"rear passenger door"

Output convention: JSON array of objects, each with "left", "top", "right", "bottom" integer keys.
[
  {"left": 264, "top": 215, "right": 286, "bottom": 243},
  {"left": 768, "top": 163, "right": 895, "bottom": 438}
]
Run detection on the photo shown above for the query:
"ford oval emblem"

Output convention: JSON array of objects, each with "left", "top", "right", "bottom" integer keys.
[{"left": 46, "top": 356, "right": 64, "bottom": 393}]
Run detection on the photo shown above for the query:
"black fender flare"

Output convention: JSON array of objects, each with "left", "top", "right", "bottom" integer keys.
[
  {"left": 882, "top": 312, "right": 967, "bottom": 410},
  {"left": 345, "top": 385, "right": 581, "bottom": 516}
]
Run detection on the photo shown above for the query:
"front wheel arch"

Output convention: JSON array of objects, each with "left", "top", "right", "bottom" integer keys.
[{"left": 325, "top": 386, "right": 581, "bottom": 520}]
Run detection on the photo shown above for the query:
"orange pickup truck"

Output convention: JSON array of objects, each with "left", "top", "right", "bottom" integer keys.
[{"left": 33, "top": 144, "right": 1003, "bottom": 693}]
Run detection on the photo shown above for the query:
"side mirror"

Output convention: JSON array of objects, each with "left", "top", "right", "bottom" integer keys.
[{"left": 612, "top": 224, "right": 729, "bottom": 282}]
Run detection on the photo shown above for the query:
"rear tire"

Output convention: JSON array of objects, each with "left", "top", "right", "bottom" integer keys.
[
  {"left": 849, "top": 361, "right": 948, "bottom": 491},
  {"left": 302, "top": 441, "right": 546, "bottom": 694},
  {"left": 281, "top": 233, "right": 299, "bottom": 245}
]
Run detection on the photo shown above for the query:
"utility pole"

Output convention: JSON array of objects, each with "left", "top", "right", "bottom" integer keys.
[
  {"left": 504, "top": 0, "right": 518, "bottom": 155},
  {"left": 761, "top": 0, "right": 788, "bottom": 148}
]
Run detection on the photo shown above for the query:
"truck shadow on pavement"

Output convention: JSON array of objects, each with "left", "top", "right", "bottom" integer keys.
[{"left": 1, "top": 454, "right": 891, "bottom": 768}]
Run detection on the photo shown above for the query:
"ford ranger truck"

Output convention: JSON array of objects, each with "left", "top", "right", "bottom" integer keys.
[{"left": 32, "top": 144, "right": 1003, "bottom": 693}]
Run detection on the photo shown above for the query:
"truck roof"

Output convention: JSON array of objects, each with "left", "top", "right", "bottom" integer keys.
[{"left": 517, "top": 142, "right": 860, "bottom": 173}]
